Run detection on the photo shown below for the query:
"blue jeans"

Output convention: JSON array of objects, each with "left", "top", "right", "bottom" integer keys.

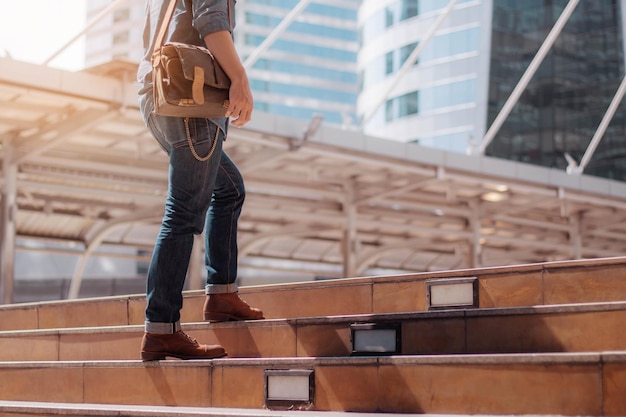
[{"left": 143, "top": 113, "right": 244, "bottom": 327}]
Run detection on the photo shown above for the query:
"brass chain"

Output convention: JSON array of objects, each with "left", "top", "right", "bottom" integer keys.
[{"left": 184, "top": 117, "right": 220, "bottom": 162}]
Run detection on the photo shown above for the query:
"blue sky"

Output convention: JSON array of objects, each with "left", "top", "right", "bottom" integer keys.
[{"left": 0, "top": 0, "right": 87, "bottom": 70}]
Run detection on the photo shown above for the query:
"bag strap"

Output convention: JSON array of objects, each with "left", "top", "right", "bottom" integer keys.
[{"left": 153, "top": 0, "right": 232, "bottom": 53}]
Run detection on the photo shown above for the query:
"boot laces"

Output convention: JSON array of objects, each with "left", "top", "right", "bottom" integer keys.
[{"left": 180, "top": 331, "right": 199, "bottom": 346}]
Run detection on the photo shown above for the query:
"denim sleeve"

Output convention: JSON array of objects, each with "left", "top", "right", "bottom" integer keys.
[{"left": 191, "top": 0, "right": 232, "bottom": 39}]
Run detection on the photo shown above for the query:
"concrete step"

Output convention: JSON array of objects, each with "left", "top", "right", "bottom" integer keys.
[
  {"left": 1, "top": 301, "right": 626, "bottom": 361},
  {"left": 0, "top": 402, "right": 422, "bottom": 417},
  {"left": 1, "top": 256, "right": 626, "bottom": 332},
  {"left": 0, "top": 401, "right": 552, "bottom": 417},
  {"left": 0, "top": 352, "right": 623, "bottom": 416}
]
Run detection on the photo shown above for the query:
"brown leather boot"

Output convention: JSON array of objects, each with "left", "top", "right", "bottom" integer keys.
[
  {"left": 203, "top": 292, "right": 264, "bottom": 322},
  {"left": 140, "top": 331, "right": 226, "bottom": 361}
]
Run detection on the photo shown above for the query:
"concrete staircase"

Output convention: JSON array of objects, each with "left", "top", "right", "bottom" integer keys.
[{"left": 0, "top": 257, "right": 625, "bottom": 416}]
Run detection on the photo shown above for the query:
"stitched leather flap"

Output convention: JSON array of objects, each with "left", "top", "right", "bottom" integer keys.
[{"left": 161, "top": 42, "right": 231, "bottom": 89}]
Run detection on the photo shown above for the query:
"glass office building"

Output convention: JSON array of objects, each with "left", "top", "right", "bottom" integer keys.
[
  {"left": 359, "top": 0, "right": 626, "bottom": 181},
  {"left": 84, "top": 0, "right": 626, "bottom": 181},
  {"left": 85, "top": 0, "right": 360, "bottom": 127},
  {"left": 487, "top": 0, "right": 626, "bottom": 180},
  {"left": 359, "top": 0, "right": 485, "bottom": 152},
  {"left": 236, "top": 0, "right": 360, "bottom": 125},
  {"left": 85, "top": 0, "right": 145, "bottom": 65}
]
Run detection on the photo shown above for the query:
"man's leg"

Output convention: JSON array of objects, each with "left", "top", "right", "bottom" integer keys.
[
  {"left": 203, "top": 151, "right": 264, "bottom": 322},
  {"left": 142, "top": 115, "right": 227, "bottom": 360}
]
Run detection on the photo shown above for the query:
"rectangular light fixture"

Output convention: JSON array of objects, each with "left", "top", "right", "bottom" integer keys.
[
  {"left": 350, "top": 323, "right": 401, "bottom": 355},
  {"left": 426, "top": 277, "right": 478, "bottom": 310},
  {"left": 265, "top": 369, "right": 314, "bottom": 409}
]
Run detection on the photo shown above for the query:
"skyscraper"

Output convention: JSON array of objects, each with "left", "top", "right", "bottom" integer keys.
[
  {"left": 236, "top": 0, "right": 360, "bottom": 126},
  {"left": 358, "top": 0, "right": 626, "bottom": 181},
  {"left": 359, "top": 0, "right": 483, "bottom": 152},
  {"left": 85, "top": 0, "right": 360, "bottom": 127},
  {"left": 85, "top": 0, "right": 626, "bottom": 181},
  {"left": 85, "top": 0, "right": 145, "bottom": 65},
  {"left": 486, "top": 0, "right": 626, "bottom": 180}
]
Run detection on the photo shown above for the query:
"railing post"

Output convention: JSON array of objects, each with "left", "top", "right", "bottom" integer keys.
[{"left": 0, "top": 138, "right": 18, "bottom": 305}]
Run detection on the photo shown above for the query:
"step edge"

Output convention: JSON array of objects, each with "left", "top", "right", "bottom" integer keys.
[
  {"left": 2, "top": 255, "right": 625, "bottom": 313},
  {"left": 0, "top": 400, "right": 436, "bottom": 417},
  {"left": 2, "top": 300, "right": 625, "bottom": 338},
  {"left": 0, "top": 351, "right": 623, "bottom": 369}
]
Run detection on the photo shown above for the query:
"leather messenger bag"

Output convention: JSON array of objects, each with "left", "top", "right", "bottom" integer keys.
[{"left": 151, "top": 0, "right": 231, "bottom": 118}]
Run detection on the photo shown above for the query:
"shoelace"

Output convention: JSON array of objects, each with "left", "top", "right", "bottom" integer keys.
[{"left": 180, "top": 331, "right": 199, "bottom": 346}]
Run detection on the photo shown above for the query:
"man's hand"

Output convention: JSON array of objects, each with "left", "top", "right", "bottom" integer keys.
[
  {"left": 225, "top": 78, "right": 253, "bottom": 127},
  {"left": 204, "top": 30, "right": 253, "bottom": 127}
]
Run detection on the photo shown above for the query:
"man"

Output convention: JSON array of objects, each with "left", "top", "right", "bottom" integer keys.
[{"left": 136, "top": 0, "right": 264, "bottom": 361}]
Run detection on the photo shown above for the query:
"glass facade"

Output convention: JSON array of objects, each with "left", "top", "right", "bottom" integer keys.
[
  {"left": 361, "top": 0, "right": 474, "bottom": 44},
  {"left": 241, "top": 0, "right": 360, "bottom": 126},
  {"left": 244, "top": 34, "right": 357, "bottom": 62},
  {"left": 85, "top": 0, "right": 359, "bottom": 127},
  {"left": 361, "top": 25, "right": 480, "bottom": 89},
  {"left": 84, "top": 0, "right": 626, "bottom": 181},
  {"left": 487, "top": 0, "right": 626, "bottom": 181},
  {"left": 385, "top": 78, "right": 477, "bottom": 122},
  {"left": 358, "top": 0, "right": 483, "bottom": 152}
]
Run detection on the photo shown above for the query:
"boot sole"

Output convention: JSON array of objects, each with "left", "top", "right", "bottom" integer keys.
[
  {"left": 203, "top": 312, "right": 264, "bottom": 322},
  {"left": 141, "top": 351, "right": 227, "bottom": 361}
]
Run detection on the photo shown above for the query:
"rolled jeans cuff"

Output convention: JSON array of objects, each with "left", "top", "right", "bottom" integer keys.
[
  {"left": 205, "top": 283, "right": 238, "bottom": 295},
  {"left": 145, "top": 321, "right": 181, "bottom": 334}
]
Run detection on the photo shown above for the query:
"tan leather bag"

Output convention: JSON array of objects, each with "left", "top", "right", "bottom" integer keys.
[{"left": 152, "top": 1, "right": 231, "bottom": 118}]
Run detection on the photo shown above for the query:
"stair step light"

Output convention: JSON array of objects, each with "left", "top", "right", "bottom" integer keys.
[
  {"left": 264, "top": 369, "right": 315, "bottom": 409},
  {"left": 350, "top": 322, "right": 401, "bottom": 355},
  {"left": 426, "top": 277, "right": 479, "bottom": 310}
]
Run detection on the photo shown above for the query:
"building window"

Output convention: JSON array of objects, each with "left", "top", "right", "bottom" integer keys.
[
  {"left": 250, "top": 79, "right": 356, "bottom": 104},
  {"left": 385, "top": 78, "right": 476, "bottom": 122},
  {"left": 385, "top": 7, "right": 394, "bottom": 28},
  {"left": 245, "top": 12, "right": 357, "bottom": 41},
  {"left": 420, "top": 78, "right": 476, "bottom": 112},
  {"left": 386, "top": 91, "right": 418, "bottom": 122},
  {"left": 400, "top": 0, "right": 419, "bottom": 20},
  {"left": 247, "top": 0, "right": 356, "bottom": 20},
  {"left": 253, "top": 59, "right": 357, "bottom": 84},
  {"left": 362, "top": 0, "right": 474, "bottom": 42},
  {"left": 420, "top": 27, "right": 479, "bottom": 62},
  {"left": 361, "top": 25, "right": 478, "bottom": 90},
  {"left": 244, "top": 34, "right": 356, "bottom": 62},
  {"left": 385, "top": 51, "right": 394, "bottom": 75},
  {"left": 487, "top": 0, "right": 626, "bottom": 180}
]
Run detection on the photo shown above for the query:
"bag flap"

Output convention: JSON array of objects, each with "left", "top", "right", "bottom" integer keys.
[{"left": 163, "top": 42, "right": 231, "bottom": 89}]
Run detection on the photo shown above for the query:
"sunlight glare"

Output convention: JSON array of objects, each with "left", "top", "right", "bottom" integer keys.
[{"left": 0, "top": 0, "right": 87, "bottom": 71}]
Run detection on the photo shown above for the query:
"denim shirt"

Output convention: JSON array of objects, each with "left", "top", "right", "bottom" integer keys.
[{"left": 137, "top": 0, "right": 234, "bottom": 133}]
